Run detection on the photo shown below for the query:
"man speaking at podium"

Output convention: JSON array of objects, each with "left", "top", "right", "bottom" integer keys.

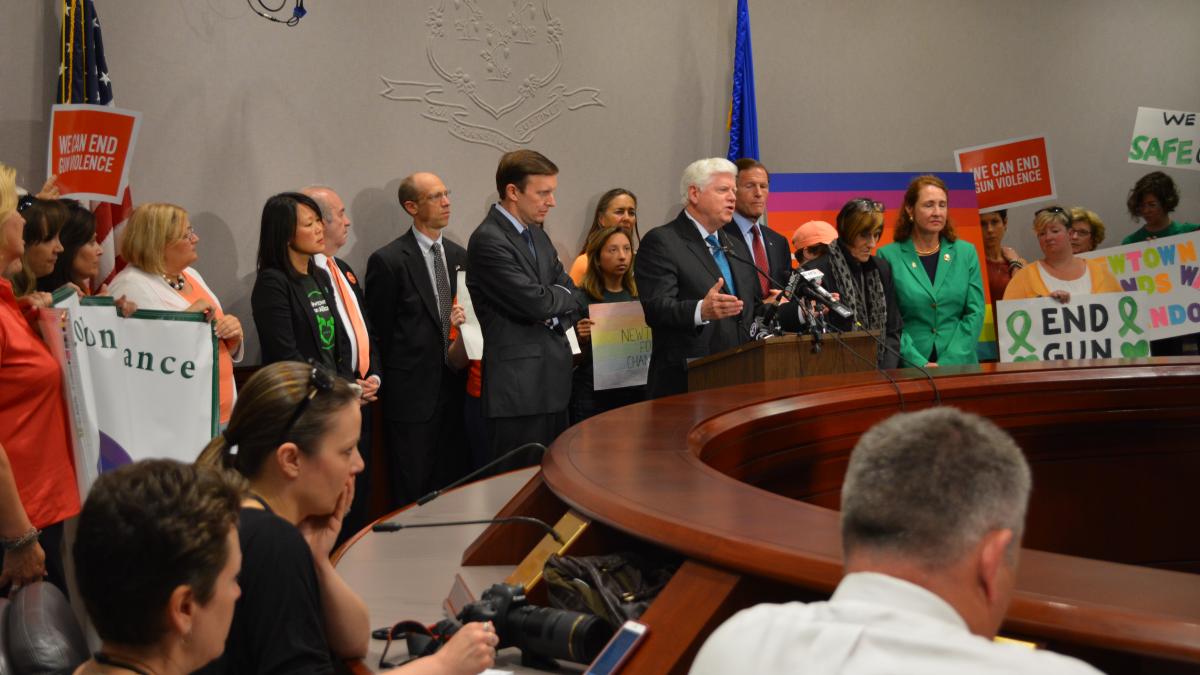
[{"left": 635, "top": 158, "right": 758, "bottom": 399}]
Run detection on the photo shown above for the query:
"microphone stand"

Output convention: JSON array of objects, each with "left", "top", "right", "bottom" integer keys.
[
  {"left": 415, "top": 442, "right": 546, "bottom": 506},
  {"left": 372, "top": 516, "right": 565, "bottom": 544}
]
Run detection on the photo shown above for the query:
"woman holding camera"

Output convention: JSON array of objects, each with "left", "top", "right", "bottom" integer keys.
[{"left": 197, "top": 361, "right": 496, "bottom": 674}]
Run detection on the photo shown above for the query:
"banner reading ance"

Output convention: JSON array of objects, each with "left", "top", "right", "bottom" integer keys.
[
  {"left": 42, "top": 294, "right": 217, "bottom": 497},
  {"left": 954, "top": 136, "right": 1056, "bottom": 212},
  {"left": 1129, "top": 106, "right": 1200, "bottom": 172},
  {"left": 589, "top": 301, "right": 652, "bottom": 390},
  {"left": 46, "top": 103, "right": 141, "bottom": 203}
]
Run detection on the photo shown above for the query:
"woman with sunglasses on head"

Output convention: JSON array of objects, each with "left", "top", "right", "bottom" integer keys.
[
  {"left": 108, "top": 203, "right": 244, "bottom": 424},
  {"left": 252, "top": 192, "right": 356, "bottom": 382},
  {"left": 37, "top": 200, "right": 104, "bottom": 295},
  {"left": 568, "top": 188, "right": 639, "bottom": 285},
  {"left": 1003, "top": 206, "right": 1120, "bottom": 304},
  {"left": 7, "top": 198, "right": 64, "bottom": 305},
  {"left": 877, "top": 174, "right": 985, "bottom": 368},
  {"left": 196, "top": 361, "right": 497, "bottom": 675},
  {"left": 779, "top": 199, "right": 903, "bottom": 368}
]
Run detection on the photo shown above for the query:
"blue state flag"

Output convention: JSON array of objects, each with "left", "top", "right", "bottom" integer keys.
[{"left": 727, "top": 0, "right": 759, "bottom": 161}]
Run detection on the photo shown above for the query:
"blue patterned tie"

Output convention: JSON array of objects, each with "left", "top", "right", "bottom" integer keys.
[
  {"left": 520, "top": 228, "right": 536, "bottom": 261},
  {"left": 705, "top": 234, "right": 736, "bottom": 295}
]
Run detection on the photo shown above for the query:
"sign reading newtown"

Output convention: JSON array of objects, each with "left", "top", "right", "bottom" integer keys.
[{"left": 997, "top": 232, "right": 1200, "bottom": 363}]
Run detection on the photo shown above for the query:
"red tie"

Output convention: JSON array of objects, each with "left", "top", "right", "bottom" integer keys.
[
  {"left": 751, "top": 225, "right": 770, "bottom": 298},
  {"left": 326, "top": 258, "right": 370, "bottom": 378}
]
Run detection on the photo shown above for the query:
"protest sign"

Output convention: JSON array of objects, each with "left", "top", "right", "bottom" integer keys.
[
  {"left": 456, "top": 270, "right": 484, "bottom": 359},
  {"left": 46, "top": 103, "right": 141, "bottom": 203},
  {"left": 997, "top": 288, "right": 1200, "bottom": 363},
  {"left": 1078, "top": 230, "right": 1200, "bottom": 296},
  {"left": 954, "top": 136, "right": 1055, "bottom": 212},
  {"left": 588, "top": 301, "right": 651, "bottom": 390},
  {"left": 43, "top": 295, "right": 217, "bottom": 497},
  {"left": 1129, "top": 106, "right": 1199, "bottom": 172}
]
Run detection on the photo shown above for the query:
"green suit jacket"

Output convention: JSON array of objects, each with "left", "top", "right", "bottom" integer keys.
[{"left": 877, "top": 238, "right": 985, "bottom": 367}]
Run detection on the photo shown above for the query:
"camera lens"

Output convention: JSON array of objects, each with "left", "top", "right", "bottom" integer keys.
[{"left": 505, "top": 605, "right": 613, "bottom": 664}]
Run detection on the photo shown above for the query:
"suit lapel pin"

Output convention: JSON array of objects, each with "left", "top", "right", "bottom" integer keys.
[
  {"left": 943, "top": 253, "right": 951, "bottom": 262},
  {"left": 911, "top": 261, "right": 917, "bottom": 268}
]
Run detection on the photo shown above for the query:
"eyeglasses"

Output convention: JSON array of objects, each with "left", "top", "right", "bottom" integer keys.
[
  {"left": 16, "top": 194, "right": 35, "bottom": 213},
  {"left": 177, "top": 226, "right": 197, "bottom": 241},
  {"left": 419, "top": 190, "right": 451, "bottom": 203},
  {"left": 1069, "top": 227, "right": 1092, "bottom": 238},
  {"left": 276, "top": 361, "right": 361, "bottom": 445}
]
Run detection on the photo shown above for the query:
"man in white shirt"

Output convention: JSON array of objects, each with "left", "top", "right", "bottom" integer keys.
[{"left": 690, "top": 407, "right": 1102, "bottom": 675}]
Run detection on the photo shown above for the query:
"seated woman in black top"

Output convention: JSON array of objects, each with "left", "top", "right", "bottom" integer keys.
[
  {"left": 780, "top": 197, "right": 903, "bottom": 369},
  {"left": 570, "top": 226, "right": 645, "bottom": 422},
  {"left": 197, "top": 361, "right": 497, "bottom": 675},
  {"left": 252, "top": 192, "right": 353, "bottom": 380}
]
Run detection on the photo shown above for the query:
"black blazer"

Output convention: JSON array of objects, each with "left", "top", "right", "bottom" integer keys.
[
  {"left": 466, "top": 205, "right": 581, "bottom": 418},
  {"left": 251, "top": 262, "right": 353, "bottom": 379},
  {"left": 635, "top": 210, "right": 759, "bottom": 398},
  {"left": 328, "top": 256, "right": 382, "bottom": 382},
  {"left": 722, "top": 218, "right": 793, "bottom": 292},
  {"left": 365, "top": 229, "right": 467, "bottom": 423}
]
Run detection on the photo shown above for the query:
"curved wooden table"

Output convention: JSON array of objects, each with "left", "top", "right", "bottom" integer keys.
[{"left": 540, "top": 358, "right": 1200, "bottom": 672}]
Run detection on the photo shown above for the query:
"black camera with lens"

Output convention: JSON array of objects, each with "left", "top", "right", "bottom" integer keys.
[{"left": 451, "top": 582, "right": 613, "bottom": 667}]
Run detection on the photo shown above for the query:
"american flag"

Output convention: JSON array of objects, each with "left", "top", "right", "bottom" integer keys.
[{"left": 58, "top": 0, "right": 131, "bottom": 285}]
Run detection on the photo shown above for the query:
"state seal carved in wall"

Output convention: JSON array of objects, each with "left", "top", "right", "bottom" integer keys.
[{"left": 381, "top": 0, "right": 604, "bottom": 152}]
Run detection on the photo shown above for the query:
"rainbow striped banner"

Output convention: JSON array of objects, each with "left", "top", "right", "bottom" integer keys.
[
  {"left": 590, "top": 301, "right": 652, "bottom": 390},
  {"left": 764, "top": 172, "right": 995, "bottom": 354}
]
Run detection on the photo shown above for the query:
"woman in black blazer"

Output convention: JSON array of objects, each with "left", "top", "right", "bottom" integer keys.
[{"left": 251, "top": 192, "right": 352, "bottom": 379}]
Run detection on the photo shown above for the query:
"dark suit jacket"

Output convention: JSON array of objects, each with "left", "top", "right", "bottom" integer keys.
[
  {"left": 251, "top": 262, "right": 353, "bottom": 379},
  {"left": 635, "top": 210, "right": 759, "bottom": 398},
  {"left": 466, "top": 205, "right": 581, "bottom": 418},
  {"left": 365, "top": 229, "right": 466, "bottom": 423},
  {"left": 329, "top": 256, "right": 382, "bottom": 382},
  {"left": 723, "top": 217, "right": 793, "bottom": 292}
]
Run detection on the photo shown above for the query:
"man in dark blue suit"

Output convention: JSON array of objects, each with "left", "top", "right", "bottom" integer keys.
[
  {"left": 635, "top": 158, "right": 759, "bottom": 399},
  {"left": 724, "top": 158, "right": 793, "bottom": 295},
  {"left": 467, "top": 150, "right": 580, "bottom": 460}
]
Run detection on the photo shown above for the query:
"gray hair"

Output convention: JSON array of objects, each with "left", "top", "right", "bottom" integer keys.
[
  {"left": 679, "top": 157, "right": 737, "bottom": 204},
  {"left": 300, "top": 185, "right": 335, "bottom": 224},
  {"left": 841, "top": 407, "right": 1031, "bottom": 567}
]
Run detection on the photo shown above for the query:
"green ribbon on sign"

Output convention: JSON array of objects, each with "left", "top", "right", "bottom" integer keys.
[
  {"left": 1118, "top": 296, "right": 1144, "bottom": 337},
  {"left": 1005, "top": 310, "right": 1035, "bottom": 355}
]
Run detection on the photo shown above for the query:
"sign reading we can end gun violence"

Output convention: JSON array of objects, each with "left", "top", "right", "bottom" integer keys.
[
  {"left": 954, "top": 135, "right": 1055, "bottom": 213},
  {"left": 46, "top": 103, "right": 141, "bottom": 203},
  {"left": 1129, "top": 106, "right": 1200, "bottom": 171}
]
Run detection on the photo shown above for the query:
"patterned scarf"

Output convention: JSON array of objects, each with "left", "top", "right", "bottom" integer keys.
[{"left": 825, "top": 239, "right": 889, "bottom": 360}]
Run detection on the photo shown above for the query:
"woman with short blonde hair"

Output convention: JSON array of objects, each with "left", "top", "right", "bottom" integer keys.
[
  {"left": 1068, "top": 207, "right": 1106, "bottom": 253},
  {"left": 109, "top": 202, "right": 244, "bottom": 423},
  {"left": 1003, "top": 206, "right": 1120, "bottom": 303}
]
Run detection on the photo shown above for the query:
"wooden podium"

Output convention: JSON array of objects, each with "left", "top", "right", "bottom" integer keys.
[{"left": 687, "top": 331, "right": 880, "bottom": 392}]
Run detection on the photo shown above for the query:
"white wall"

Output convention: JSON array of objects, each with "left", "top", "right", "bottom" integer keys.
[{"left": 4, "top": 0, "right": 1198, "bottom": 362}]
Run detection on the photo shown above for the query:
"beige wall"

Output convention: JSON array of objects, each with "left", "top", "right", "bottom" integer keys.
[{"left": 4, "top": 0, "right": 1198, "bottom": 362}]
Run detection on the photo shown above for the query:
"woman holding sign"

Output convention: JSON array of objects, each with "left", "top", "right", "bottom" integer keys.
[
  {"left": 1003, "top": 206, "right": 1120, "bottom": 303},
  {"left": 0, "top": 163, "right": 78, "bottom": 595},
  {"left": 570, "top": 225, "right": 644, "bottom": 423},
  {"left": 109, "top": 203, "right": 245, "bottom": 424},
  {"left": 877, "top": 175, "right": 985, "bottom": 367}
]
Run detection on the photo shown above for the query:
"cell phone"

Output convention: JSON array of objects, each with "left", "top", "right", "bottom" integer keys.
[{"left": 584, "top": 620, "right": 648, "bottom": 675}]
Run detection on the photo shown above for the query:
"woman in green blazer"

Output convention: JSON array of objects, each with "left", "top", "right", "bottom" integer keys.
[{"left": 877, "top": 175, "right": 985, "bottom": 367}]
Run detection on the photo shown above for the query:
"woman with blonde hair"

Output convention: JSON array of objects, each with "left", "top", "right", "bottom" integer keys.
[
  {"left": 1003, "top": 206, "right": 1120, "bottom": 303},
  {"left": 196, "top": 361, "right": 496, "bottom": 675},
  {"left": 109, "top": 202, "right": 244, "bottom": 423},
  {"left": 1068, "top": 207, "right": 1106, "bottom": 254}
]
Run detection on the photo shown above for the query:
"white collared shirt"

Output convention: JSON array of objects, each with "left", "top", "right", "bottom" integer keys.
[
  {"left": 411, "top": 228, "right": 453, "bottom": 309},
  {"left": 690, "top": 572, "right": 1102, "bottom": 675},
  {"left": 731, "top": 210, "right": 765, "bottom": 258},
  {"left": 685, "top": 209, "right": 723, "bottom": 326}
]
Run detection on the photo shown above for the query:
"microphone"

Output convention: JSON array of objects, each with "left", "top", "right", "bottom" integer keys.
[
  {"left": 796, "top": 269, "right": 854, "bottom": 319},
  {"left": 719, "top": 243, "right": 793, "bottom": 299},
  {"left": 372, "top": 516, "right": 565, "bottom": 544},
  {"left": 850, "top": 318, "right": 942, "bottom": 406},
  {"left": 415, "top": 442, "right": 546, "bottom": 506},
  {"left": 751, "top": 268, "right": 801, "bottom": 339}
]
